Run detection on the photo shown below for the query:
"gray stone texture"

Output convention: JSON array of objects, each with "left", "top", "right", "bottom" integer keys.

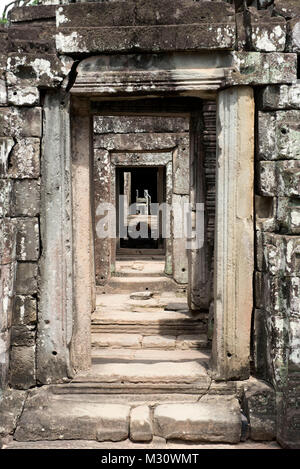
[
  {"left": 9, "top": 345, "right": 36, "bottom": 389},
  {"left": 258, "top": 111, "right": 300, "bottom": 161},
  {"left": 153, "top": 397, "right": 241, "bottom": 443},
  {"left": 56, "top": 1, "right": 236, "bottom": 54},
  {"left": 243, "top": 378, "right": 276, "bottom": 441},
  {"left": 0, "top": 388, "right": 27, "bottom": 437},
  {"left": 245, "top": 7, "right": 286, "bottom": 52},
  {"left": 130, "top": 405, "right": 153, "bottom": 442}
]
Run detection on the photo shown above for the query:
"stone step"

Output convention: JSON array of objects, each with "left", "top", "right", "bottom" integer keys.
[
  {"left": 98, "top": 276, "right": 184, "bottom": 293},
  {"left": 91, "top": 333, "right": 208, "bottom": 349},
  {"left": 91, "top": 348, "right": 210, "bottom": 363},
  {"left": 64, "top": 361, "right": 211, "bottom": 394},
  {"left": 13, "top": 388, "right": 242, "bottom": 444},
  {"left": 91, "top": 310, "right": 207, "bottom": 335}
]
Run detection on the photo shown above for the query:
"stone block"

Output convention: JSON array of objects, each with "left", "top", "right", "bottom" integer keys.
[
  {"left": 7, "top": 85, "right": 39, "bottom": 106},
  {"left": 16, "top": 218, "right": 40, "bottom": 262},
  {"left": 236, "top": 12, "right": 247, "bottom": 50},
  {"left": 0, "top": 137, "right": 15, "bottom": 178},
  {"left": 289, "top": 317, "right": 300, "bottom": 370},
  {"left": 153, "top": 397, "right": 241, "bottom": 443},
  {"left": 273, "top": 0, "right": 300, "bottom": 19},
  {"left": 261, "top": 273, "right": 298, "bottom": 316},
  {"left": 0, "top": 262, "right": 16, "bottom": 333},
  {"left": 94, "top": 116, "right": 189, "bottom": 135},
  {"left": 56, "top": 1, "right": 236, "bottom": 54},
  {"left": 11, "top": 179, "right": 40, "bottom": 217},
  {"left": 96, "top": 404, "right": 130, "bottom": 441},
  {"left": 0, "top": 217, "right": 17, "bottom": 264},
  {"left": 0, "top": 389, "right": 27, "bottom": 437},
  {"left": 6, "top": 54, "right": 73, "bottom": 89},
  {"left": 130, "top": 405, "right": 153, "bottom": 442},
  {"left": 277, "top": 161, "right": 300, "bottom": 196},
  {"left": 0, "top": 330, "right": 10, "bottom": 389},
  {"left": 10, "top": 345, "right": 36, "bottom": 389},
  {"left": 13, "top": 295, "right": 37, "bottom": 326},
  {"left": 0, "top": 107, "right": 42, "bottom": 138},
  {"left": 287, "top": 19, "right": 300, "bottom": 52},
  {"left": 253, "top": 309, "right": 271, "bottom": 380},
  {"left": 245, "top": 8, "right": 286, "bottom": 52},
  {"left": 227, "top": 52, "right": 297, "bottom": 86},
  {"left": 7, "top": 138, "right": 40, "bottom": 179},
  {"left": 9, "top": 5, "right": 56, "bottom": 23},
  {"left": 262, "top": 233, "right": 300, "bottom": 276},
  {"left": 0, "top": 78, "right": 7, "bottom": 106},
  {"left": 277, "top": 197, "right": 300, "bottom": 234},
  {"left": 243, "top": 378, "right": 276, "bottom": 441},
  {"left": 259, "top": 161, "right": 300, "bottom": 196},
  {"left": 258, "top": 110, "right": 300, "bottom": 160},
  {"left": 58, "top": 1, "right": 235, "bottom": 28},
  {"left": 260, "top": 84, "right": 300, "bottom": 110},
  {"left": 277, "top": 373, "right": 300, "bottom": 449},
  {"left": 11, "top": 325, "right": 36, "bottom": 347},
  {"left": 15, "top": 391, "right": 130, "bottom": 442},
  {"left": 15, "top": 262, "right": 38, "bottom": 294},
  {"left": 0, "top": 180, "right": 12, "bottom": 218},
  {"left": 258, "top": 161, "right": 276, "bottom": 196}
]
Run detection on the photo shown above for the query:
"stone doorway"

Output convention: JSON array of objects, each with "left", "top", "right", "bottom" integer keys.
[
  {"left": 93, "top": 112, "right": 191, "bottom": 286},
  {"left": 39, "top": 54, "right": 254, "bottom": 386}
]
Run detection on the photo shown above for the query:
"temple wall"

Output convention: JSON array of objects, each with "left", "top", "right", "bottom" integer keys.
[{"left": 0, "top": 0, "right": 299, "bottom": 447}]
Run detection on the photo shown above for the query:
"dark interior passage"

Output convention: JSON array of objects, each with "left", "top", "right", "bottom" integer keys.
[{"left": 117, "top": 167, "right": 164, "bottom": 250}]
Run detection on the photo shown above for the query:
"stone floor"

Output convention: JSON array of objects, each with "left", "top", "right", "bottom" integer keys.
[
  {"left": 3, "top": 438, "right": 281, "bottom": 449},
  {"left": 1, "top": 260, "right": 277, "bottom": 446}
]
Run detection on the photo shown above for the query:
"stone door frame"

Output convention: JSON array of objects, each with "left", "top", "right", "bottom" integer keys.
[{"left": 39, "top": 55, "right": 254, "bottom": 382}]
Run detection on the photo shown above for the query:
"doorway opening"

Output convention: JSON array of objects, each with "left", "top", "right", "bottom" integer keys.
[{"left": 117, "top": 166, "right": 165, "bottom": 252}]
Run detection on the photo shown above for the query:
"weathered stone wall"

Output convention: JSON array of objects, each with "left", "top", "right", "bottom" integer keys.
[
  {"left": 0, "top": 0, "right": 299, "bottom": 447},
  {"left": 254, "top": 83, "right": 300, "bottom": 447},
  {"left": 0, "top": 4, "right": 72, "bottom": 390}
]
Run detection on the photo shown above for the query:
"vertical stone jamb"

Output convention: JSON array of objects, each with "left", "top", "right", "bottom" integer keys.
[
  {"left": 70, "top": 97, "right": 93, "bottom": 373},
  {"left": 211, "top": 86, "right": 254, "bottom": 380},
  {"left": 188, "top": 110, "right": 209, "bottom": 310},
  {"left": 38, "top": 91, "right": 73, "bottom": 383}
]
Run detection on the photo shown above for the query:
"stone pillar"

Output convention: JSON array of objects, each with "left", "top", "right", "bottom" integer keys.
[
  {"left": 38, "top": 91, "right": 73, "bottom": 383},
  {"left": 70, "top": 97, "right": 94, "bottom": 373},
  {"left": 211, "top": 86, "right": 254, "bottom": 381}
]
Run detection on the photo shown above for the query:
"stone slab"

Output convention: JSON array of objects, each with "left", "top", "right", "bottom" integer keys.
[
  {"left": 2, "top": 438, "right": 282, "bottom": 450},
  {"left": 130, "top": 405, "right": 153, "bottom": 442},
  {"left": 153, "top": 396, "right": 241, "bottom": 443},
  {"left": 92, "top": 333, "right": 142, "bottom": 349},
  {"left": 14, "top": 392, "right": 130, "bottom": 442},
  {"left": 56, "top": 1, "right": 235, "bottom": 53},
  {"left": 74, "top": 361, "right": 210, "bottom": 387},
  {"left": 142, "top": 335, "right": 176, "bottom": 350}
]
